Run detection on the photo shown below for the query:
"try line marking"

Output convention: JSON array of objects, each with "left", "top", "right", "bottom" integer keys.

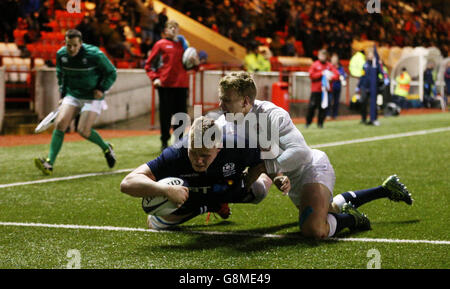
[
  {"left": 311, "top": 126, "right": 450, "bottom": 149},
  {"left": 0, "top": 126, "right": 449, "bottom": 189},
  {"left": 0, "top": 221, "right": 449, "bottom": 245}
]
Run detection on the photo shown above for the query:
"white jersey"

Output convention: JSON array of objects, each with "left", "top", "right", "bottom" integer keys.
[{"left": 217, "top": 100, "right": 313, "bottom": 175}]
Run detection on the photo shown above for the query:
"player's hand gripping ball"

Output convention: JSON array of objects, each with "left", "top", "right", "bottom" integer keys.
[{"left": 142, "top": 177, "right": 189, "bottom": 216}]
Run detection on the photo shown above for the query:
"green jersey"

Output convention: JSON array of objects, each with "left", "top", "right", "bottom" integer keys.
[{"left": 56, "top": 43, "right": 117, "bottom": 100}]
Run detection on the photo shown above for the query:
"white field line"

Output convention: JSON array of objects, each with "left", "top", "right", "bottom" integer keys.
[
  {"left": 0, "top": 126, "right": 449, "bottom": 190},
  {"left": 0, "top": 221, "right": 449, "bottom": 245},
  {"left": 0, "top": 169, "right": 133, "bottom": 189},
  {"left": 311, "top": 127, "right": 450, "bottom": 149}
]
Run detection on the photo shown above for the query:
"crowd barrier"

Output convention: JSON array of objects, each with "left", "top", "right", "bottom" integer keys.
[{"left": 0, "top": 68, "right": 358, "bottom": 131}]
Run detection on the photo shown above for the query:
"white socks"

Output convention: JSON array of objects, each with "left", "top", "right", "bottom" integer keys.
[{"left": 327, "top": 213, "right": 337, "bottom": 237}]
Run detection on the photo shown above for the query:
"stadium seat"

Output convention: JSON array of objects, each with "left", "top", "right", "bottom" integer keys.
[
  {"left": 270, "top": 57, "right": 282, "bottom": 71},
  {"left": 35, "top": 44, "right": 46, "bottom": 59},
  {"left": 3, "top": 43, "right": 21, "bottom": 57},
  {"left": 254, "top": 37, "right": 268, "bottom": 46},
  {"left": 116, "top": 61, "right": 131, "bottom": 69},
  {"left": 294, "top": 41, "right": 304, "bottom": 56},
  {"left": 34, "top": 58, "right": 45, "bottom": 68},
  {"left": 13, "top": 29, "right": 27, "bottom": 46},
  {"left": 23, "top": 57, "right": 31, "bottom": 68},
  {"left": 0, "top": 43, "right": 8, "bottom": 56},
  {"left": 13, "top": 57, "right": 28, "bottom": 82},
  {"left": 3, "top": 57, "right": 18, "bottom": 82}
]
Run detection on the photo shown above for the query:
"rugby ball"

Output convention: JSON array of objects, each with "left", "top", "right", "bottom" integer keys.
[
  {"left": 141, "top": 177, "right": 187, "bottom": 216},
  {"left": 182, "top": 47, "right": 199, "bottom": 70},
  {"left": 34, "top": 107, "right": 59, "bottom": 133}
]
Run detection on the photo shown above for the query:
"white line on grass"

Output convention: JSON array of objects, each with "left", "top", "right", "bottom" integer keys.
[
  {"left": 0, "top": 169, "right": 133, "bottom": 189},
  {"left": 1, "top": 221, "right": 449, "bottom": 245},
  {"left": 1, "top": 126, "right": 449, "bottom": 189},
  {"left": 311, "top": 127, "right": 450, "bottom": 149}
]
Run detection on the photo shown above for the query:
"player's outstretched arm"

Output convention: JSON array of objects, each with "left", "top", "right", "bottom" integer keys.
[{"left": 120, "top": 164, "right": 188, "bottom": 206}]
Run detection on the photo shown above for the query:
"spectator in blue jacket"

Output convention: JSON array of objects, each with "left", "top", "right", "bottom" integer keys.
[
  {"left": 356, "top": 48, "right": 389, "bottom": 125},
  {"left": 423, "top": 61, "right": 436, "bottom": 108}
]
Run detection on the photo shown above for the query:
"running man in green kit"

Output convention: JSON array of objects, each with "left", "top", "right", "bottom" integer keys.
[{"left": 34, "top": 29, "right": 117, "bottom": 175}]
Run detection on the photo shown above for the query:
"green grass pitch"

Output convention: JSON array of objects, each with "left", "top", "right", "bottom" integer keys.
[{"left": 0, "top": 113, "right": 449, "bottom": 268}]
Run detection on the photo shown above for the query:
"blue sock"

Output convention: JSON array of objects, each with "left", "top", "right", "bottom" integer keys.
[{"left": 336, "top": 186, "right": 390, "bottom": 208}]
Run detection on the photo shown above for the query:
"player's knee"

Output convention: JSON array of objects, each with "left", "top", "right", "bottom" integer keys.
[
  {"left": 77, "top": 126, "right": 91, "bottom": 138},
  {"left": 299, "top": 206, "right": 328, "bottom": 239},
  {"left": 300, "top": 223, "right": 328, "bottom": 240},
  {"left": 54, "top": 119, "right": 68, "bottom": 132},
  {"left": 119, "top": 178, "right": 131, "bottom": 195}
]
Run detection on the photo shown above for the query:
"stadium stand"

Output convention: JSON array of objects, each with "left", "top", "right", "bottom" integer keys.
[{"left": 0, "top": 0, "right": 448, "bottom": 134}]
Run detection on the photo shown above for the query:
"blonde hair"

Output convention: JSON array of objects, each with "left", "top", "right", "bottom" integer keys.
[
  {"left": 165, "top": 20, "right": 179, "bottom": 29},
  {"left": 189, "top": 116, "right": 222, "bottom": 149},
  {"left": 218, "top": 71, "right": 257, "bottom": 102}
]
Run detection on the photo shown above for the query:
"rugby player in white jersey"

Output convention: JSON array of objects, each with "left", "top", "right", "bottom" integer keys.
[{"left": 216, "top": 72, "right": 412, "bottom": 239}]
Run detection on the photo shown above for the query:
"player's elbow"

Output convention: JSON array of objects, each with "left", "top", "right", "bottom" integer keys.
[{"left": 120, "top": 177, "right": 133, "bottom": 195}]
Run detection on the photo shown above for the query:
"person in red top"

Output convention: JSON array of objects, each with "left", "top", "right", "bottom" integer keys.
[
  {"left": 145, "top": 20, "right": 192, "bottom": 151},
  {"left": 306, "top": 49, "right": 339, "bottom": 128}
]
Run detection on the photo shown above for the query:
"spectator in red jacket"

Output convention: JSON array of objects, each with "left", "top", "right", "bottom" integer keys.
[
  {"left": 306, "top": 49, "right": 339, "bottom": 128},
  {"left": 145, "top": 20, "right": 190, "bottom": 151}
]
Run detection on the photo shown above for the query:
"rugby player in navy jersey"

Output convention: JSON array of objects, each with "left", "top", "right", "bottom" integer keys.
[{"left": 120, "top": 116, "right": 290, "bottom": 229}]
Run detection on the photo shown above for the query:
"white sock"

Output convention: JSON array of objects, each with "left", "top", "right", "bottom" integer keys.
[
  {"left": 147, "top": 215, "right": 179, "bottom": 230},
  {"left": 249, "top": 174, "right": 270, "bottom": 204},
  {"left": 333, "top": 194, "right": 347, "bottom": 211},
  {"left": 327, "top": 213, "right": 337, "bottom": 237}
]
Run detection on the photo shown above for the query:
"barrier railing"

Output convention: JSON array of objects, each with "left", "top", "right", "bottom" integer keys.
[
  {"left": 148, "top": 65, "right": 353, "bottom": 128},
  {"left": 149, "top": 64, "right": 243, "bottom": 127},
  {"left": 0, "top": 56, "right": 36, "bottom": 109}
]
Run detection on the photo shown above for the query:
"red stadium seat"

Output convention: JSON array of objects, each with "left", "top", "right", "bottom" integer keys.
[
  {"left": 26, "top": 44, "right": 38, "bottom": 58},
  {"left": 294, "top": 41, "right": 304, "bottom": 56},
  {"left": 270, "top": 57, "right": 282, "bottom": 71},
  {"left": 116, "top": 61, "right": 131, "bottom": 69},
  {"left": 13, "top": 29, "right": 27, "bottom": 46},
  {"left": 254, "top": 37, "right": 268, "bottom": 45}
]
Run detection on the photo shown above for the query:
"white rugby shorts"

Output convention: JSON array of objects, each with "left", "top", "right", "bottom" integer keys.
[
  {"left": 62, "top": 94, "right": 107, "bottom": 115},
  {"left": 287, "top": 149, "right": 336, "bottom": 207}
]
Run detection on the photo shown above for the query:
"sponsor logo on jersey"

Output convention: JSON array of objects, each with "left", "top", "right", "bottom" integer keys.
[
  {"left": 222, "top": 162, "right": 236, "bottom": 177},
  {"left": 179, "top": 173, "right": 199, "bottom": 178}
]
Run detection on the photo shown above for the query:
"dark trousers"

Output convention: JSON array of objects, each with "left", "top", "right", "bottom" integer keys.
[
  {"left": 423, "top": 85, "right": 433, "bottom": 108},
  {"left": 306, "top": 92, "right": 327, "bottom": 127},
  {"left": 392, "top": 94, "right": 407, "bottom": 109},
  {"left": 327, "top": 88, "right": 341, "bottom": 118},
  {"left": 361, "top": 89, "right": 379, "bottom": 122},
  {"left": 157, "top": 87, "right": 188, "bottom": 145},
  {"left": 360, "top": 89, "right": 370, "bottom": 122}
]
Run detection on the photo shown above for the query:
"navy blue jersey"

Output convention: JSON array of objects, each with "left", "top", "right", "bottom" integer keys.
[{"left": 146, "top": 136, "right": 261, "bottom": 207}]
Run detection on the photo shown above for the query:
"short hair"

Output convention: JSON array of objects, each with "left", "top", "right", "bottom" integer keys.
[
  {"left": 189, "top": 116, "right": 222, "bottom": 149},
  {"left": 65, "top": 29, "right": 82, "bottom": 41},
  {"left": 218, "top": 71, "right": 257, "bottom": 102},
  {"left": 165, "top": 20, "right": 179, "bottom": 29}
]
